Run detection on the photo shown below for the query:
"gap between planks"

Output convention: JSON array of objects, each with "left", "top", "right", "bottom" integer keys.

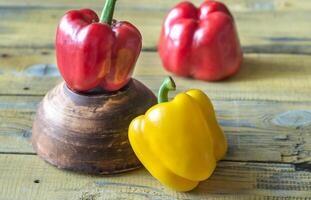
[
  {"left": 0, "top": 151, "right": 310, "bottom": 173},
  {"left": 0, "top": 49, "right": 311, "bottom": 102},
  {"left": 0, "top": 96, "right": 311, "bottom": 165},
  {"left": 1, "top": 6, "right": 311, "bottom": 54}
]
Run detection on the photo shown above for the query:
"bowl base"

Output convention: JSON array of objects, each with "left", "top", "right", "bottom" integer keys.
[{"left": 32, "top": 79, "right": 156, "bottom": 174}]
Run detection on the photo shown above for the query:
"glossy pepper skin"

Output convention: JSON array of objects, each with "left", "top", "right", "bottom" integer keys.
[
  {"left": 128, "top": 77, "right": 227, "bottom": 191},
  {"left": 158, "top": 0, "right": 242, "bottom": 81},
  {"left": 56, "top": 0, "right": 142, "bottom": 92}
]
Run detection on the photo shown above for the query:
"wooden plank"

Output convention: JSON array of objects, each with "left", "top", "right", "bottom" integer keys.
[
  {"left": 1, "top": 94, "right": 311, "bottom": 165},
  {"left": 1, "top": 0, "right": 311, "bottom": 12},
  {"left": 0, "top": 6, "right": 311, "bottom": 54},
  {"left": 0, "top": 96, "right": 37, "bottom": 154},
  {"left": 0, "top": 154, "right": 310, "bottom": 200},
  {"left": 1, "top": 48, "right": 311, "bottom": 101}
]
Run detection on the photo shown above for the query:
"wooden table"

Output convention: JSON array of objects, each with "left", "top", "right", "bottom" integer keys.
[{"left": 0, "top": 0, "right": 311, "bottom": 199}]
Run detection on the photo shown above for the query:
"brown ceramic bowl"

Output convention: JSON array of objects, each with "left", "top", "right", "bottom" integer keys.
[{"left": 32, "top": 79, "right": 156, "bottom": 174}]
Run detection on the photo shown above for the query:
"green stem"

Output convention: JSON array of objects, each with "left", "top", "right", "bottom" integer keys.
[
  {"left": 158, "top": 76, "right": 176, "bottom": 103},
  {"left": 100, "top": 0, "right": 117, "bottom": 25}
]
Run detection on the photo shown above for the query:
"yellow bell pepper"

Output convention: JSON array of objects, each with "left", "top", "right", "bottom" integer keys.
[{"left": 128, "top": 77, "right": 227, "bottom": 192}]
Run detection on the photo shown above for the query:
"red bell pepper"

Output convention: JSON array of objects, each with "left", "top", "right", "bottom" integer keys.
[
  {"left": 158, "top": 0, "right": 242, "bottom": 81},
  {"left": 56, "top": 0, "right": 142, "bottom": 92}
]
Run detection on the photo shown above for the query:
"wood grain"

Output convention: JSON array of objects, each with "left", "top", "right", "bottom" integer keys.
[
  {"left": 0, "top": 0, "right": 311, "bottom": 199},
  {"left": 0, "top": 5, "right": 311, "bottom": 54},
  {"left": 1, "top": 95, "right": 311, "bottom": 165},
  {"left": 0, "top": 154, "right": 310, "bottom": 200},
  {"left": 1, "top": 0, "right": 310, "bottom": 11},
  {"left": 1, "top": 48, "right": 311, "bottom": 101}
]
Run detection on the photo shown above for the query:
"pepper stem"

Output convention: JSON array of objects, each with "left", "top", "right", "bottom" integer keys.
[
  {"left": 158, "top": 76, "right": 176, "bottom": 103},
  {"left": 100, "top": 0, "right": 117, "bottom": 25}
]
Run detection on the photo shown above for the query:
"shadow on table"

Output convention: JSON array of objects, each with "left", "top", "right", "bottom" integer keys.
[
  {"left": 191, "top": 162, "right": 256, "bottom": 195},
  {"left": 223, "top": 54, "right": 305, "bottom": 83}
]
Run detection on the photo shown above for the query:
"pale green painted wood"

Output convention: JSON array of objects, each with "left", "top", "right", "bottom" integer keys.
[
  {"left": 1, "top": 0, "right": 311, "bottom": 12},
  {"left": 0, "top": 94, "right": 311, "bottom": 165},
  {"left": 0, "top": 1, "right": 311, "bottom": 199},
  {"left": 0, "top": 4, "right": 310, "bottom": 53},
  {"left": 0, "top": 154, "right": 310, "bottom": 200},
  {"left": 0, "top": 48, "right": 311, "bottom": 102}
]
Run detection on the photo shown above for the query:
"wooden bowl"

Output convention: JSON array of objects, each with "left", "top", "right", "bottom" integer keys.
[{"left": 32, "top": 79, "right": 156, "bottom": 174}]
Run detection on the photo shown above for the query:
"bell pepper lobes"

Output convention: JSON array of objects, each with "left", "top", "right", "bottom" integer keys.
[
  {"left": 128, "top": 76, "right": 227, "bottom": 191},
  {"left": 56, "top": 0, "right": 142, "bottom": 92},
  {"left": 158, "top": 0, "right": 242, "bottom": 81}
]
